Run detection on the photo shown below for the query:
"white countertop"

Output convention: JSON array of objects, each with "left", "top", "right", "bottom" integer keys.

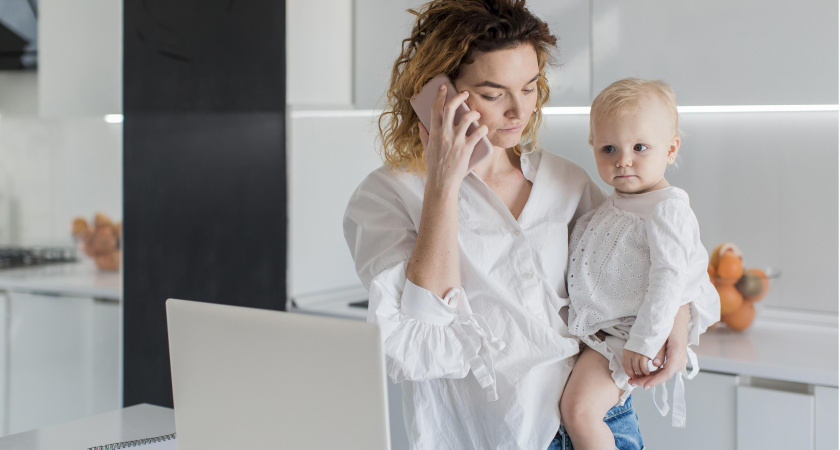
[
  {"left": 695, "top": 312, "right": 838, "bottom": 387},
  {"left": 0, "top": 260, "right": 121, "bottom": 300},
  {"left": 291, "top": 287, "right": 839, "bottom": 388}
]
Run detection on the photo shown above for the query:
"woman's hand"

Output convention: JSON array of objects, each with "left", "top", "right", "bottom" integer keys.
[
  {"left": 420, "top": 85, "right": 488, "bottom": 194},
  {"left": 407, "top": 85, "right": 487, "bottom": 299},
  {"left": 628, "top": 304, "right": 690, "bottom": 389}
]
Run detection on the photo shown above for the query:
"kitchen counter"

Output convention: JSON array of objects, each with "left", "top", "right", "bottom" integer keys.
[
  {"left": 696, "top": 310, "right": 838, "bottom": 387},
  {"left": 0, "top": 260, "right": 120, "bottom": 300},
  {"left": 291, "top": 286, "right": 839, "bottom": 387}
]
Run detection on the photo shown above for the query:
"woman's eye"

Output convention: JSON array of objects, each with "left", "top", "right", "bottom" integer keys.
[
  {"left": 602, "top": 145, "right": 616, "bottom": 153},
  {"left": 481, "top": 94, "right": 500, "bottom": 101},
  {"left": 523, "top": 88, "right": 536, "bottom": 95},
  {"left": 634, "top": 144, "right": 648, "bottom": 152}
]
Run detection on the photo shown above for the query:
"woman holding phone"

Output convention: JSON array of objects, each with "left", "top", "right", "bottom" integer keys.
[{"left": 343, "top": 1, "right": 704, "bottom": 448}]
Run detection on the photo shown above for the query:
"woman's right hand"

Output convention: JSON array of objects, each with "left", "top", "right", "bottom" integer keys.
[{"left": 419, "top": 85, "right": 488, "bottom": 194}]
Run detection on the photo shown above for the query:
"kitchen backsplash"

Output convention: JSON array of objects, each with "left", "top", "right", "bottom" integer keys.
[
  {"left": 289, "top": 110, "right": 839, "bottom": 315},
  {"left": 0, "top": 115, "right": 121, "bottom": 246}
]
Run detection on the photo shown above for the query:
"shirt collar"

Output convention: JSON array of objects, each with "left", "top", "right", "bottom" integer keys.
[{"left": 518, "top": 142, "right": 541, "bottom": 183}]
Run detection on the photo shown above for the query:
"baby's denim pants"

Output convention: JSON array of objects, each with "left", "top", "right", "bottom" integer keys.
[{"left": 547, "top": 395, "right": 645, "bottom": 450}]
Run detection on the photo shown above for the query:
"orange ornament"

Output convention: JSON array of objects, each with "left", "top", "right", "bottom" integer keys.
[
  {"left": 717, "top": 284, "right": 744, "bottom": 316},
  {"left": 716, "top": 253, "right": 744, "bottom": 285},
  {"left": 722, "top": 301, "right": 756, "bottom": 331},
  {"left": 707, "top": 264, "right": 717, "bottom": 281}
]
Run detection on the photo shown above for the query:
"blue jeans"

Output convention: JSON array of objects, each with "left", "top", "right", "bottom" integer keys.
[{"left": 547, "top": 395, "right": 644, "bottom": 450}]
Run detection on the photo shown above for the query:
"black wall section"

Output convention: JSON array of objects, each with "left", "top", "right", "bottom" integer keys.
[{"left": 123, "top": 1, "right": 286, "bottom": 407}]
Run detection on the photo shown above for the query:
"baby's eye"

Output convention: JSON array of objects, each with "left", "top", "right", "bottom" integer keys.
[
  {"left": 602, "top": 145, "right": 616, "bottom": 153},
  {"left": 633, "top": 144, "right": 648, "bottom": 152}
]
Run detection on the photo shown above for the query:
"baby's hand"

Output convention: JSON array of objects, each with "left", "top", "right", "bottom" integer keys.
[{"left": 622, "top": 349, "right": 653, "bottom": 378}]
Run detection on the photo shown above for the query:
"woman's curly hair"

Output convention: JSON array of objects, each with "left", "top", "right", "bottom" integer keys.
[{"left": 378, "top": 0, "right": 558, "bottom": 173}]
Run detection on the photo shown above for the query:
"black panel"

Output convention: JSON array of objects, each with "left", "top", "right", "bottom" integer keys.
[
  {"left": 123, "top": 0, "right": 286, "bottom": 408},
  {"left": 124, "top": 0, "right": 285, "bottom": 112}
]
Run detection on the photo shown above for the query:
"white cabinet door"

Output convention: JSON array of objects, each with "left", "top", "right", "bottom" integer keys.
[
  {"left": 635, "top": 371, "right": 738, "bottom": 450},
  {"left": 814, "top": 386, "right": 838, "bottom": 450},
  {"left": 351, "top": 0, "right": 592, "bottom": 109},
  {"left": 39, "top": 0, "right": 122, "bottom": 116},
  {"left": 6, "top": 292, "right": 119, "bottom": 435},
  {"left": 592, "top": 0, "right": 838, "bottom": 106},
  {"left": 0, "top": 292, "right": 8, "bottom": 435},
  {"left": 737, "top": 385, "right": 814, "bottom": 449}
]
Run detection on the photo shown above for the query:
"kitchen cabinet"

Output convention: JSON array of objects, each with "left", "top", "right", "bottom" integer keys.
[
  {"left": 634, "top": 371, "right": 739, "bottom": 450},
  {"left": 350, "top": 0, "right": 591, "bottom": 109},
  {"left": 814, "top": 386, "right": 839, "bottom": 450},
  {"left": 4, "top": 291, "right": 119, "bottom": 435},
  {"left": 635, "top": 316, "right": 838, "bottom": 450},
  {"left": 637, "top": 374, "right": 836, "bottom": 450},
  {"left": 303, "top": 0, "right": 838, "bottom": 109},
  {"left": 591, "top": 0, "right": 838, "bottom": 106},
  {"left": 39, "top": 0, "right": 122, "bottom": 117},
  {"left": 0, "top": 261, "right": 122, "bottom": 436},
  {"left": 287, "top": 0, "right": 353, "bottom": 107},
  {"left": 737, "top": 384, "right": 813, "bottom": 449}
]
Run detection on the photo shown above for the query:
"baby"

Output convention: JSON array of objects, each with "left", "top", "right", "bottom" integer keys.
[{"left": 559, "top": 78, "right": 720, "bottom": 449}]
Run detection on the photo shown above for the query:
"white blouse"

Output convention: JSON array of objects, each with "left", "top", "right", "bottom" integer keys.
[
  {"left": 343, "top": 149, "right": 711, "bottom": 449},
  {"left": 567, "top": 187, "right": 719, "bottom": 359}
]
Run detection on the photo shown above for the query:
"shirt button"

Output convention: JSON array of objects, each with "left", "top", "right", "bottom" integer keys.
[
  {"left": 513, "top": 230, "right": 521, "bottom": 236},
  {"left": 523, "top": 272, "right": 533, "bottom": 280},
  {"left": 538, "top": 313, "right": 544, "bottom": 319}
]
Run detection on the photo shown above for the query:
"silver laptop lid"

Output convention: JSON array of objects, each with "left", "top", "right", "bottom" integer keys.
[{"left": 166, "top": 298, "right": 391, "bottom": 450}]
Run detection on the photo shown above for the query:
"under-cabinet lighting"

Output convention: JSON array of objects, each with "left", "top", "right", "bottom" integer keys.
[
  {"left": 291, "top": 105, "right": 837, "bottom": 119},
  {"left": 291, "top": 110, "right": 381, "bottom": 119},
  {"left": 677, "top": 104, "right": 838, "bottom": 113},
  {"left": 543, "top": 105, "right": 839, "bottom": 115},
  {"left": 541, "top": 107, "right": 591, "bottom": 115},
  {"left": 104, "top": 114, "right": 124, "bottom": 123}
]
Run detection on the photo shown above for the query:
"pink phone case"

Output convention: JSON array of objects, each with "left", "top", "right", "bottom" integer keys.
[{"left": 410, "top": 74, "right": 493, "bottom": 172}]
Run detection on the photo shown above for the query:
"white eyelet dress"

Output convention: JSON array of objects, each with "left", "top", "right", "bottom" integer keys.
[{"left": 567, "top": 187, "right": 720, "bottom": 428}]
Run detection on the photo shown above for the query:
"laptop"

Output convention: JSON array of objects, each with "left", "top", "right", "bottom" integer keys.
[{"left": 165, "top": 298, "right": 391, "bottom": 450}]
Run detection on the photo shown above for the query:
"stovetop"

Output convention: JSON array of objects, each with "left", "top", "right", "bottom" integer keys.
[{"left": 0, "top": 247, "right": 78, "bottom": 270}]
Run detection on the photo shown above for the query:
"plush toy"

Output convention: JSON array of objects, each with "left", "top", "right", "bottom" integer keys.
[{"left": 72, "top": 213, "right": 121, "bottom": 271}]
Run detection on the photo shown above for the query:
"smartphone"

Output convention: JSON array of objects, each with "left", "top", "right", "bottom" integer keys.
[{"left": 410, "top": 74, "right": 493, "bottom": 172}]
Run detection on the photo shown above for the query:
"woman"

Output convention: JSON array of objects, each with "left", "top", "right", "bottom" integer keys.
[{"left": 343, "top": 1, "right": 704, "bottom": 448}]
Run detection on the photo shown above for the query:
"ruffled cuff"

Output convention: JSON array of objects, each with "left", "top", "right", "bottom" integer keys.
[
  {"left": 687, "top": 281, "right": 721, "bottom": 346},
  {"left": 372, "top": 272, "right": 506, "bottom": 401},
  {"left": 624, "top": 334, "right": 667, "bottom": 361}
]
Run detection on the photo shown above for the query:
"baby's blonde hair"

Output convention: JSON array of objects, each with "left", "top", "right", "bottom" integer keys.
[{"left": 589, "top": 78, "right": 681, "bottom": 144}]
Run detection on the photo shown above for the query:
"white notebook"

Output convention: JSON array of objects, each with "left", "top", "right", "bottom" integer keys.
[{"left": 88, "top": 433, "right": 177, "bottom": 449}]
